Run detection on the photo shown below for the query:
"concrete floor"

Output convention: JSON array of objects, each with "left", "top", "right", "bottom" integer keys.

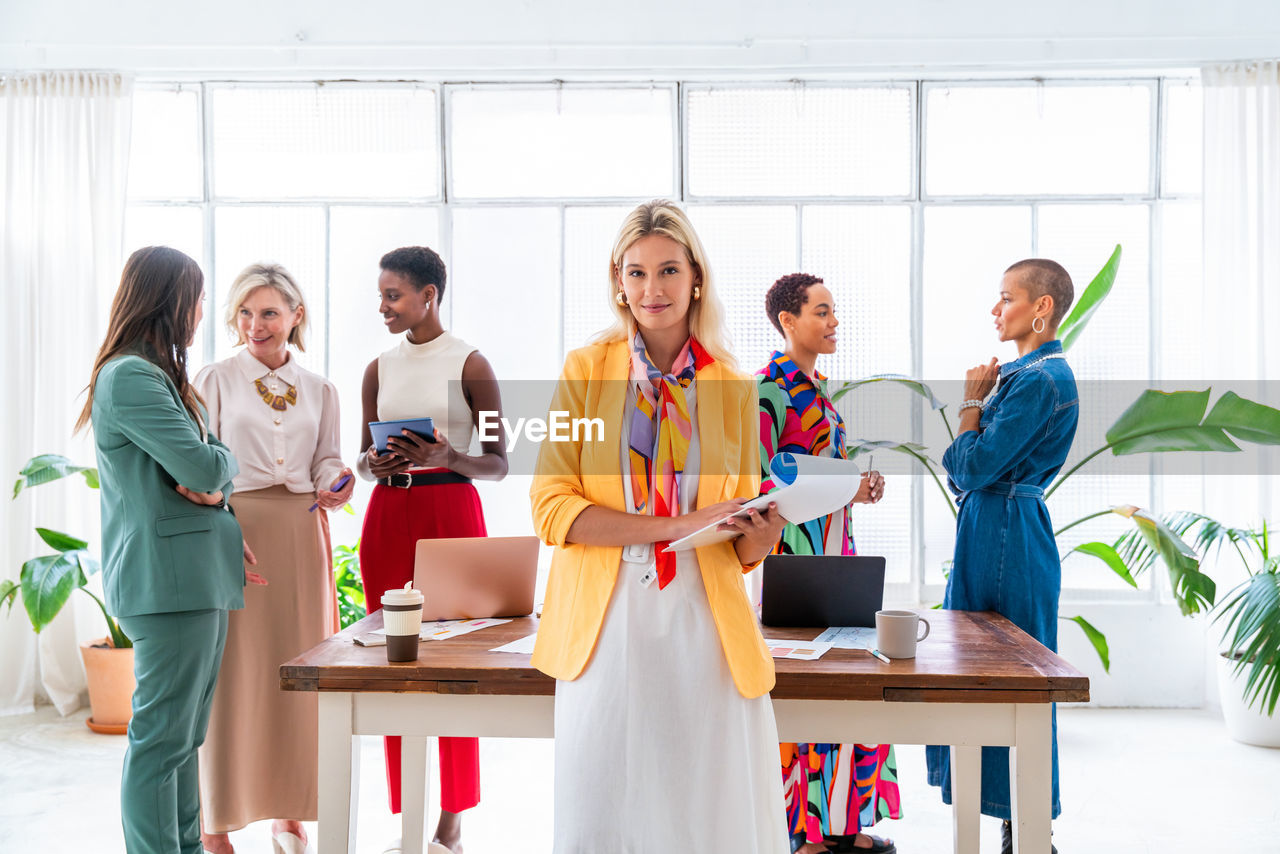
[{"left": 1, "top": 705, "right": 1276, "bottom": 853}]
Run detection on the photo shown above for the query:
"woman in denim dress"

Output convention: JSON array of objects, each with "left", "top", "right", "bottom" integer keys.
[{"left": 925, "top": 259, "right": 1078, "bottom": 854}]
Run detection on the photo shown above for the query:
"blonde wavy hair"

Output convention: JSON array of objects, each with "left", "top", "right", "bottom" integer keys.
[
  {"left": 223, "top": 262, "right": 309, "bottom": 351},
  {"left": 593, "top": 199, "right": 737, "bottom": 369}
]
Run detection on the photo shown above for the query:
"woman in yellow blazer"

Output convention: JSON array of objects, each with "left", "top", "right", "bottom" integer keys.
[{"left": 530, "top": 200, "right": 790, "bottom": 853}]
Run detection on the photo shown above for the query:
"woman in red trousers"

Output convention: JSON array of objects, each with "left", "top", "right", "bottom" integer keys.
[{"left": 355, "top": 246, "right": 509, "bottom": 854}]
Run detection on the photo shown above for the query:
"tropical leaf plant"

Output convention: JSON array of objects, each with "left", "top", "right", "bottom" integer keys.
[
  {"left": 827, "top": 245, "right": 1280, "bottom": 675},
  {"left": 7, "top": 455, "right": 130, "bottom": 648},
  {"left": 13, "top": 453, "right": 98, "bottom": 498},
  {"left": 332, "top": 541, "right": 366, "bottom": 629},
  {"left": 1057, "top": 243, "right": 1121, "bottom": 351}
]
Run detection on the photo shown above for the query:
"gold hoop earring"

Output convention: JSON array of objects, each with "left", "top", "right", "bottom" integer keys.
[
  {"left": 692, "top": 286, "right": 702, "bottom": 301},
  {"left": 615, "top": 291, "right": 628, "bottom": 306},
  {"left": 1032, "top": 316, "right": 1046, "bottom": 334}
]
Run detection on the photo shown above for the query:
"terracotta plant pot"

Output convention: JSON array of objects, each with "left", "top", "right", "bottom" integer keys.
[{"left": 79, "top": 637, "right": 135, "bottom": 734}]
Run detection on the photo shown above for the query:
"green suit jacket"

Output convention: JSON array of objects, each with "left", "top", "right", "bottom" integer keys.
[{"left": 92, "top": 353, "right": 246, "bottom": 618}]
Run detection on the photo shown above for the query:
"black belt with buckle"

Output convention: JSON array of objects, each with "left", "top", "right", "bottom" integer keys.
[{"left": 378, "top": 471, "right": 473, "bottom": 489}]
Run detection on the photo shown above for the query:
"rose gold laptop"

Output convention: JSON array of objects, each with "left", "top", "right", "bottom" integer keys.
[{"left": 412, "top": 536, "right": 540, "bottom": 621}]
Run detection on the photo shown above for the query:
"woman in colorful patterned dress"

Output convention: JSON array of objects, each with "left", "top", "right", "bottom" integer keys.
[{"left": 757, "top": 273, "right": 901, "bottom": 854}]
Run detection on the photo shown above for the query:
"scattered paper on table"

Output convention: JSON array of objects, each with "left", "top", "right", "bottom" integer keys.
[
  {"left": 665, "top": 453, "right": 861, "bottom": 551},
  {"left": 354, "top": 618, "right": 511, "bottom": 645},
  {"left": 490, "top": 633, "right": 538, "bottom": 655},
  {"left": 814, "top": 626, "right": 877, "bottom": 650},
  {"left": 764, "top": 638, "right": 834, "bottom": 661},
  {"left": 421, "top": 618, "right": 511, "bottom": 640}
]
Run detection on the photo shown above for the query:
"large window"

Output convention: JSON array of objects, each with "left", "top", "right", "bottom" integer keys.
[{"left": 125, "top": 77, "right": 1202, "bottom": 601}]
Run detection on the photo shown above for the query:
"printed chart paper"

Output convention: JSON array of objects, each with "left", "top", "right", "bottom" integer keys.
[
  {"left": 763, "top": 638, "right": 835, "bottom": 661},
  {"left": 665, "top": 452, "right": 861, "bottom": 551},
  {"left": 814, "top": 626, "right": 878, "bottom": 650}
]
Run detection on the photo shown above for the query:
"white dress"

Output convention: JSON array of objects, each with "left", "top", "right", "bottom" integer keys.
[{"left": 552, "top": 382, "right": 790, "bottom": 854}]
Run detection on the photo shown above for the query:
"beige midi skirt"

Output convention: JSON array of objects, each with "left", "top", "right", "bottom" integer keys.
[{"left": 199, "top": 485, "right": 337, "bottom": 832}]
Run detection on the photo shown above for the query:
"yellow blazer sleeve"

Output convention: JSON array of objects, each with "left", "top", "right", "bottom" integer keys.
[
  {"left": 736, "top": 377, "right": 765, "bottom": 572},
  {"left": 530, "top": 350, "right": 594, "bottom": 547}
]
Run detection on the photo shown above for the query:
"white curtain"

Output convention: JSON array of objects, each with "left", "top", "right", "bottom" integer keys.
[
  {"left": 0, "top": 72, "right": 132, "bottom": 716},
  {"left": 1202, "top": 62, "right": 1280, "bottom": 530}
]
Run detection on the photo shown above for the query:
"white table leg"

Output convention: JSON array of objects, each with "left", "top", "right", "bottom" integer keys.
[
  {"left": 950, "top": 745, "right": 981, "bottom": 854},
  {"left": 317, "top": 693, "right": 359, "bottom": 854},
  {"left": 400, "top": 736, "right": 431, "bottom": 854},
  {"left": 1009, "top": 704, "right": 1052, "bottom": 854}
]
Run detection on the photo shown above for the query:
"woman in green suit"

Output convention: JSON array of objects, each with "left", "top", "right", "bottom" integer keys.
[{"left": 76, "top": 246, "right": 264, "bottom": 854}]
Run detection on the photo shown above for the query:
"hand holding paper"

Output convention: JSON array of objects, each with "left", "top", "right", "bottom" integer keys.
[{"left": 665, "top": 452, "right": 861, "bottom": 551}]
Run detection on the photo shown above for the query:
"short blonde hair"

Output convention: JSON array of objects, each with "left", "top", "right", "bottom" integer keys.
[
  {"left": 223, "top": 262, "right": 308, "bottom": 352},
  {"left": 593, "top": 199, "right": 737, "bottom": 369}
]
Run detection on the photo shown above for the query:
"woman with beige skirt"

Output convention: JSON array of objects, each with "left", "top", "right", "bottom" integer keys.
[{"left": 194, "top": 263, "right": 354, "bottom": 854}]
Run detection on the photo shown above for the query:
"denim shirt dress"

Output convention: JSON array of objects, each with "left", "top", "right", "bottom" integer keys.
[{"left": 925, "top": 339, "right": 1079, "bottom": 820}]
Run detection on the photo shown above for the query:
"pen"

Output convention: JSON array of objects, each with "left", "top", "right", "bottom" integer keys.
[
  {"left": 309, "top": 473, "right": 353, "bottom": 512},
  {"left": 869, "top": 648, "right": 892, "bottom": 664}
]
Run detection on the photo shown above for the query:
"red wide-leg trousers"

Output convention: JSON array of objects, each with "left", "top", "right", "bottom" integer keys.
[{"left": 359, "top": 477, "right": 485, "bottom": 814}]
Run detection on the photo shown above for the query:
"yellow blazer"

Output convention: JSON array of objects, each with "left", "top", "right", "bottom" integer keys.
[{"left": 529, "top": 340, "right": 774, "bottom": 698}]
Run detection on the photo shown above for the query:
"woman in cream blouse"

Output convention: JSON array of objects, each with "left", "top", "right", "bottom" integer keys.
[{"left": 194, "top": 263, "right": 353, "bottom": 854}]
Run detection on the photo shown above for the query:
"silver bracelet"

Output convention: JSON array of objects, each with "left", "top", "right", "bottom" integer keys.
[{"left": 958, "top": 398, "right": 985, "bottom": 412}]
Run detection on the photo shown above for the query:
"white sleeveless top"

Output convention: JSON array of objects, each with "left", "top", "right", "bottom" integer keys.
[{"left": 376, "top": 331, "right": 477, "bottom": 457}]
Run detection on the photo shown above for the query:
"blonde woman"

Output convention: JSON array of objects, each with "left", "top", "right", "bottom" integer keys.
[
  {"left": 194, "top": 263, "right": 353, "bottom": 854},
  {"left": 531, "top": 200, "right": 790, "bottom": 853}
]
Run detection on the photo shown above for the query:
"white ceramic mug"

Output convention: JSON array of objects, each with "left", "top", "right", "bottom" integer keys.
[
  {"left": 875, "top": 609, "right": 931, "bottom": 659},
  {"left": 381, "top": 583, "right": 424, "bottom": 662}
]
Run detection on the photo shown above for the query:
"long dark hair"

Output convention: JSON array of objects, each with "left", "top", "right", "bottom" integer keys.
[{"left": 76, "top": 246, "right": 207, "bottom": 434}]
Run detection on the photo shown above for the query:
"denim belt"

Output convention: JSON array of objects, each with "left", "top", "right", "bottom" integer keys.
[
  {"left": 378, "top": 471, "right": 472, "bottom": 489},
  {"left": 975, "top": 481, "right": 1045, "bottom": 499}
]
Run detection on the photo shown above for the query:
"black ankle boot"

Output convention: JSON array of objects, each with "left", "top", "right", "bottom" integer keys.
[{"left": 1000, "top": 820, "right": 1057, "bottom": 854}]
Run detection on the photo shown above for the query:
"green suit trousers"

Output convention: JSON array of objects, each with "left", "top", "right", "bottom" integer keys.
[{"left": 116, "top": 609, "right": 228, "bottom": 854}]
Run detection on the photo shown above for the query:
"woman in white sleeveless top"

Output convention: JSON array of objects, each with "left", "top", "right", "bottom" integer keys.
[{"left": 355, "top": 246, "right": 509, "bottom": 854}]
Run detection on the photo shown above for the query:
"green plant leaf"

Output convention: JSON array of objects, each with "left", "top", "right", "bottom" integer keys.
[
  {"left": 13, "top": 454, "right": 99, "bottom": 499},
  {"left": 1216, "top": 572, "right": 1280, "bottom": 715},
  {"left": 1116, "top": 505, "right": 1215, "bottom": 615},
  {"left": 1058, "top": 244, "right": 1121, "bottom": 351},
  {"left": 1105, "top": 390, "right": 1240, "bottom": 455},
  {"left": 0, "top": 579, "right": 18, "bottom": 615},
  {"left": 35, "top": 527, "right": 89, "bottom": 553},
  {"left": 1071, "top": 542, "right": 1139, "bottom": 588},
  {"left": 1203, "top": 391, "right": 1280, "bottom": 446},
  {"left": 1063, "top": 614, "right": 1110, "bottom": 672},
  {"left": 829, "top": 374, "right": 945, "bottom": 409},
  {"left": 19, "top": 551, "right": 88, "bottom": 632}
]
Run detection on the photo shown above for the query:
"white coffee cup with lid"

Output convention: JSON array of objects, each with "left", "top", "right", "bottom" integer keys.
[{"left": 382, "top": 582, "right": 424, "bottom": 662}]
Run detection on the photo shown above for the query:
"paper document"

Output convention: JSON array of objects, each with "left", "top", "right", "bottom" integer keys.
[
  {"left": 490, "top": 633, "right": 538, "bottom": 655},
  {"left": 764, "top": 638, "right": 834, "bottom": 661},
  {"left": 665, "top": 453, "right": 861, "bottom": 551},
  {"left": 353, "top": 618, "right": 510, "bottom": 646},
  {"left": 814, "top": 626, "right": 877, "bottom": 650}
]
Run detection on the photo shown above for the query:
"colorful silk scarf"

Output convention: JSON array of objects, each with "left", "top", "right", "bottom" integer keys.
[{"left": 627, "top": 332, "right": 714, "bottom": 589}]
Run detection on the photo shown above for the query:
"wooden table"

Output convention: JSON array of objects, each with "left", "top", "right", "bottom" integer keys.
[{"left": 281, "top": 610, "right": 1087, "bottom": 854}]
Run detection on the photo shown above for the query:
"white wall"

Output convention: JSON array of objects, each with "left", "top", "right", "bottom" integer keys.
[{"left": 2, "top": 0, "right": 1279, "bottom": 77}]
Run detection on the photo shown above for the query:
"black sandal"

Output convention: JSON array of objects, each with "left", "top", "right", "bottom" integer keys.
[
  {"left": 1000, "top": 820, "right": 1056, "bottom": 854},
  {"left": 822, "top": 834, "right": 897, "bottom": 854}
]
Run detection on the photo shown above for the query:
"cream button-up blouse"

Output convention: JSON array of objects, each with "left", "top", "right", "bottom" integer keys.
[{"left": 194, "top": 348, "right": 346, "bottom": 494}]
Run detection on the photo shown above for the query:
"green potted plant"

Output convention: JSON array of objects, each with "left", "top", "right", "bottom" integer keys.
[
  {"left": 2, "top": 454, "right": 134, "bottom": 733},
  {"left": 831, "top": 246, "right": 1280, "bottom": 671}
]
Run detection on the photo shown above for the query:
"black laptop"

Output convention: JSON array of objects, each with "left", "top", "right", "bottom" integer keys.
[{"left": 760, "top": 555, "right": 887, "bottom": 627}]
